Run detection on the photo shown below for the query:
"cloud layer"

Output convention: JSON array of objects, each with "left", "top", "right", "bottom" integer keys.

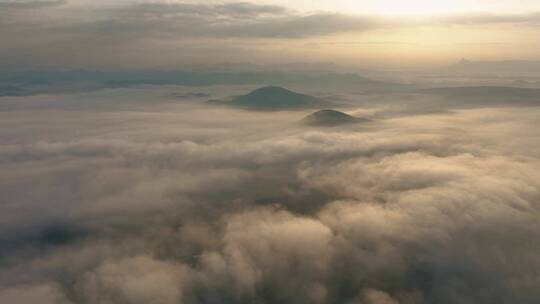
[
  {"left": 2, "top": 0, "right": 540, "bottom": 68},
  {"left": 1, "top": 85, "right": 540, "bottom": 303}
]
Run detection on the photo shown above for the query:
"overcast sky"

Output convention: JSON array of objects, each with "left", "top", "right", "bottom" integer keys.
[{"left": 2, "top": 0, "right": 540, "bottom": 69}]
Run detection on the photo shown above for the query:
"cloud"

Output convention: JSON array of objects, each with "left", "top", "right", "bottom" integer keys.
[
  {"left": 0, "top": 0, "right": 65, "bottom": 9},
  {"left": 3, "top": 1, "right": 538, "bottom": 41},
  {"left": 0, "top": 1, "right": 381, "bottom": 68},
  {"left": 124, "top": 2, "right": 289, "bottom": 18},
  {"left": 0, "top": 284, "right": 71, "bottom": 304},
  {"left": 64, "top": 4, "right": 378, "bottom": 39},
  {"left": 442, "top": 12, "right": 540, "bottom": 25},
  {"left": 1, "top": 86, "right": 540, "bottom": 303},
  {"left": 193, "top": 207, "right": 333, "bottom": 303},
  {"left": 3, "top": 1, "right": 540, "bottom": 69},
  {"left": 76, "top": 256, "right": 191, "bottom": 304}
]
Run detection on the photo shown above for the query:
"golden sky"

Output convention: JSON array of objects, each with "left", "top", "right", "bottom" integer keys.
[
  {"left": 262, "top": 0, "right": 540, "bottom": 14},
  {"left": 1, "top": 0, "right": 540, "bottom": 69}
]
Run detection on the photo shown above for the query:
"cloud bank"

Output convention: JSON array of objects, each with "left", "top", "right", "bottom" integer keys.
[{"left": 1, "top": 86, "right": 540, "bottom": 303}]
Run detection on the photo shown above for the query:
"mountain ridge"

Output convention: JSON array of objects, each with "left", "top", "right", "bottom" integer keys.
[
  {"left": 216, "top": 86, "right": 333, "bottom": 111},
  {"left": 301, "top": 109, "right": 370, "bottom": 127}
]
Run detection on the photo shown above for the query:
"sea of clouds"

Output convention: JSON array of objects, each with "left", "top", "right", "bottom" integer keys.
[{"left": 1, "top": 86, "right": 540, "bottom": 304}]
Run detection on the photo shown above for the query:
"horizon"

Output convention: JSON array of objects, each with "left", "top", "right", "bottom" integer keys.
[{"left": 6, "top": 57, "right": 540, "bottom": 73}]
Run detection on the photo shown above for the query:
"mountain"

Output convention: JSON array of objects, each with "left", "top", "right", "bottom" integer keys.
[
  {"left": 430, "top": 59, "right": 540, "bottom": 77},
  {"left": 418, "top": 86, "right": 540, "bottom": 98},
  {"left": 0, "top": 69, "right": 404, "bottom": 94},
  {"left": 224, "top": 86, "right": 332, "bottom": 110},
  {"left": 301, "top": 109, "right": 369, "bottom": 127},
  {"left": 0, "top": 85, "right": 26, "bottom": 97},
  {"left": 417, "top": 86, "right": 540, "bottom": 107}
]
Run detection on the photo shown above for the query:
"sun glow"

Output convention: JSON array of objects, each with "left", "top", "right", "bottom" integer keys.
[{"left": 362, "top": 0, "right": 474, "bottom": 15}]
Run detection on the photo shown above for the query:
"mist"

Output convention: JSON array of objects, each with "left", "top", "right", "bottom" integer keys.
[{"left": 1, "top": 81, "right": 540, "bottom": 303}]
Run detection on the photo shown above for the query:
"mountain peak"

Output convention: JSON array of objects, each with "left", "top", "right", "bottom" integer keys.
[
  {"left": 248, "top": 86, "right": 294, "bottom": 94},
  {"left": 301, "top": 109, "right": 370, "bottom": 127},
  {"left": 226, "top": 86, "right": 331, "bottom": 110}
]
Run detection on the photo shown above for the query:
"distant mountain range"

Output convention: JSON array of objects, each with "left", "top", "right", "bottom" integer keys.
[
  {"left": 213, "top": 86, "right": 332, "bottom": 110},
  {"left": 301, "top": 109, "right": 370, "bottom": 127},
  {"left": 419, "top": 86, "right": 540, "bottom": 97},
  {"left": 417, "top": 86, "right": 540, "bottom": 106},
  {"left": 429, "top": 59, "right": 540, "bottom": 77},
  {"left": 0, "top": 68, "right": 406, "bottom": 96},
  {"left": 0, "top": 85, "right": 27, "bottom": 97}
]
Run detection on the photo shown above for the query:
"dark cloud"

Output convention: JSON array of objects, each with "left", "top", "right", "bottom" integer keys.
[
  {"left": 66, "top": 6, "right": 377, "bottom": 39},
  {"left": 0, "top": 0, "right": 65, "bottom": 9},
  {"left": 123, "top": 2, "right": 289, "bottom": 18}
]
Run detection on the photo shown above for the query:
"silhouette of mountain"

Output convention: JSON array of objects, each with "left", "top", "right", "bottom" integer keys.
[
  {"left": 223, "top": 86, "right": 332, "bottom": 110},
  {"left": 432, "top": 59, "right": 540, "bottom": 76},
  {"left": 0, "top": 69, "right": 402, "bottom": 91},
  {"left": 0, "top": 85, "right": 26, "bottom": 97},
  {"left": 419, "top": 86, "right": 540, "bottom": 98},
  {"left": 301, "top": 109, "right": 370, "bottom": 127}
]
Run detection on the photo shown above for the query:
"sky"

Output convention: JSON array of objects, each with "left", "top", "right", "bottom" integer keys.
[
  {"left": 2, "top": 0, "right": 540, "bottom": 69},
  {"left": 261, "top": 0, "right": 540, "bottom": 14}
]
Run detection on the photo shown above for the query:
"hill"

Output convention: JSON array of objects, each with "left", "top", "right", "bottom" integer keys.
[
  {"left": 224, "top": 86, "right": 332, "bottom": 110},
  {"left": 301, "top": 109, "right": 369, "bottom": 127}
]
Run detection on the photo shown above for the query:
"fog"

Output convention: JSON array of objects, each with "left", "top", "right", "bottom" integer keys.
[{"left": 1, "top": 82, "right": 540, "bottom": 304}]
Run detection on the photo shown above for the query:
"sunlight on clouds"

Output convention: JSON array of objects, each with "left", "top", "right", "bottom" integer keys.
[
  {"left": 2, "top": 0, "right": 540, "bottom": 68},
  {"left": 355, "top": 0, "right": 479, "bottom": 15},
  {"left": 264, "top": 0, "right": 540, "bottom": 15}
]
